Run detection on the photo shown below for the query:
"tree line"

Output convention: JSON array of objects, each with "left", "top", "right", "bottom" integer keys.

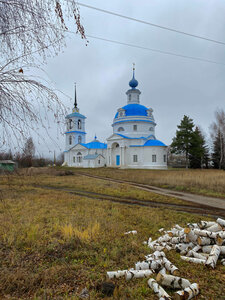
[
  {"left": 0, "top": 137, "right": 63, "bottom": 168},
  {"left": 170, "top": 109, "right": 225, "bottom": 169}
]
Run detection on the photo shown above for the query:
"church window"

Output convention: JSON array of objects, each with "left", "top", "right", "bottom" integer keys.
[
  {"left": 69, "top": 135, "right": 72, "bottom": 145},
  {"left": 68, "top": 119, "right": 73, "bottom": 130},
  {"left": 133, "top": 125, "right": 137, "bottom": 131},
  {"left": 77, "top": 152, "right": 82, "bottom": 163},
  {"left": 118, "top": 127, "right": 124, "bottom": 132},
  {"left": 98, "top": 160, "right": 101, "bottom": 164},
  {"left": 78, "top": 135, "right": 82, "bottom": 143},
  {"left": 133, "top": 155, "right": 138, "bottom": 162},
  {"left": 137, "top": 95, "right": 139, "bottom": 101},
  {"left": 152, "top": 154, "right": 156, "bottom": 162},
  {"left": 78, "top": 119, "right": 81, "bottom": 129},
  {"left": 129, "top": 94, "right": 131, "bottom": 101},
  {"left": 164, "top": 154, "right": 167, "bottom": 162},
  {"left": 119, "top": 111, "right": 123, "bottom": 117},
  {"left": 149, "top": 127, "right": 153, "bottom": 131},
  {"left": 73, "top": 156, "right": 76, "bottom": 163}
]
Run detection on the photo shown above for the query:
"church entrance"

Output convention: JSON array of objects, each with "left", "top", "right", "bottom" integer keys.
[
  {"left": 111, "top": 142, "right": 121, "bottom": 167},
  {"left": 116, "top": 155, "right": 120, "bottom": 166}
]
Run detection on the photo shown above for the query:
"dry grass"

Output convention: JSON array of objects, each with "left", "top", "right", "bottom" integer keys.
[
  {"left": 75, "top": 168, "right": 225, "bottom": 198},
  {"left": 0, "top": 173, "right": 224, "bottom": 299}
]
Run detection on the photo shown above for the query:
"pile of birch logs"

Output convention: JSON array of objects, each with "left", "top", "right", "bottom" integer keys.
[
  {"left": 106, "top": 218, "right": 225, "bottom": 299},
  {"left": 148, "top": 218, "right": 225, "bottom": 269}
]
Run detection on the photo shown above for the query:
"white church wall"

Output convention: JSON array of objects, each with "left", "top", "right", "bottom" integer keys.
[{"left": 113, "top": 121, "right": 155, "bottom": 138}]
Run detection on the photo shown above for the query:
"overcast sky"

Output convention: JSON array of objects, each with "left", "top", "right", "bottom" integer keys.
[{"left": 37, "top": 0, "right": 225, "bottom": 157}]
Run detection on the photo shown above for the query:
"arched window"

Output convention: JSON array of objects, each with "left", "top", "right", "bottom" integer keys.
[
  {"left": 77, "top": 152, "right": 82, "bottom": 163},
  {"left": 118, "top": 127, "right": 124, "bottom": 132},
  {"left": 69, "top": 135, "right": 72, "bottom": 145},
  {"left": 129, "top": 94, "right": 131, "bottom": 101},
  {"left": 149, "top": 127, "right": 154, "bottom": 131},
  {"left": 78, "top": 136, "right": 82, "bottom": 143},
  {"left": 78, "top": 119, "right": 81, "bottom": 129},
  {"left": 69, "top": 119, "right": 73, "bottom": 129}
]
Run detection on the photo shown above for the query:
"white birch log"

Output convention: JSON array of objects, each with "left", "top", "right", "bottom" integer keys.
[
  {"left": 124, "top": 230, "right": 137, "bottom": 235},
  {"left": 197, "top": 236, "right": 214, "bottom": 246},
  {"left": 221, "top": 258, "right": 225, "bottom": 265},
  {"left": 187, "top": 223, "right": 199, "bottom": 229},
  {"left": 185, "top": 229, "right": 198, "bottom": 243},
  {"left": 205, "top": 245, "right": 221, "bottom": 269},
  {"left": 148, "top": 278, "right": 172, "bottom": 299},
  {"left": 157, "top": 234, "right": 171, "bottom": 243},
  {"left": 193, "top": 229, "right": 225, "bottom": 239},
  {"left": 201, "top": 245, "right": 225, "bottom": 254},
  {"left": 107, "top": 270, "right": 127, "bottom": 279},
  {"left": 174, "top": 224, "right": 184, "bottom": 231},
  {"left": 174, "top": 283, "right": 199, "bottom": 300},
  {"left": 135, "top": 260, "right": 162, "bottom": 271},
  {"left": 159, "top": 267, "right": 167, "bottom": 275},
  {"left": 175, "top": 243, "right": 194, "bottom": 253},
  {"left": 186, "top": 250, "right": 206, "bottom": 260},
  {"left": 159, "top": 228, "right": 164, "bottom": 232},
  {"left": 198, "top": 221, "right": 217, "bottom": 229},
  {"left": 156, "top": 273, "right": 191, "bottom": 289},
  {"left": 217, "top": 218, "right": 225, "bottom": 228},
  {"left": 206, "top": 223, "right": 223, "bottom": 232},
  {"left": 162, "top": 257, "right": 179, "bottom": 275},
  {"left": 180, "top": 256, "right": 206, "bottom": 264},
  {"left": 125, "top": 269, "right": 153, "bottom": 280},
  {"left": 151, "top": 251, "right": 166, "bottom": 260}
]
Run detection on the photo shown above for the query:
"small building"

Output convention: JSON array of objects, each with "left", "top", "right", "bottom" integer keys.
[{"left": 0, "top": 160, "right": 16, "bottom": 172}]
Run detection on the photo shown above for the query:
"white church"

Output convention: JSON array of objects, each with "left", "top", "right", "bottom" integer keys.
[{"left": 64, "top": 67, "right": 167, "bottom": 169}]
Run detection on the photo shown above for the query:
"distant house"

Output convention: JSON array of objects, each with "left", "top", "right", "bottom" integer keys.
[{"left": 0, "top": 160, "right": 16, "bottom": 172}]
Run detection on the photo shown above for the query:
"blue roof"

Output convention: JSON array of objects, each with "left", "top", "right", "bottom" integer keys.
[
  {"left": 115, "top": 104, "right": 149, "bottom": 118},
  {"left": 66, "top": 112, "right": 86, "bottom": 119},
  {"left": 81, "top": 140, "right": 107, "bottom": 149},
  {"left": 83, "top": 154, "right": 102, "bottom": 160},
  {"left": 117, "top": 133, "right": 147, "bottom": 140},
  {"left": 144, "top": 139, "right": 167, "bottom": 147}
]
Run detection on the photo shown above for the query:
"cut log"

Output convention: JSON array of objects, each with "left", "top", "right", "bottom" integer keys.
[
  {"left": 125, "top": 269, "right": 153, "bottom": 280},
  {"left": 197, "top": 236, "right": 214, "bottom": 246},
  {"left": 193, "top": 229, "right": 225, "bottom": 239},
  {"left": 198, "top": 221, "right": 216, "bottom": 229},
  {"left": 187, "top": 223, "right": 199, "bottom": 229},
  {"left": 162, "top": 257, "right": 179, "bottom": 275},
  {"left": 124, "top": 230, "right": 137, "bottom": 235},
  {"left": 202, "top": 245, "right": 225, "bottom": 255},
  {"left": 158, "top": 234, "right": 171, "bottom": 243},
  {"left": 148, "top": 278, "right": 172, "bottom": 299},
  {"left": 186, "top": 250, "right": 206, "bottom": 260},
  {"left": 186, "top": 229, "right": 198, "bottom": 243},
  {"left": 156, "top": 273, "right": 191, "bottom": 289},
  {"left": 205, "top": 245, "right": 221, "bottom": 269},
  {"left": 135, "top": 260, "right": 162, "bottom": 271},
  {"left": 221, "top": 258, "right": 225, "bottom": 266},
  {"left": 206, "top": 223, "right": 223, "bottom": 232},
  {"left": 159, "top": 267, "right": 167, "bottom": 274},
  {"left": 107, "top": 270, "right": 127, "bottom": 279},
  {"left": 174, "top": 283, "right": 199, "bottom": 300},
  {"left": 217, "top": 218, "right": 225, "bottom": 228},
  {"left": 180, "top": 256, "right": 206, "bottom": 264}
]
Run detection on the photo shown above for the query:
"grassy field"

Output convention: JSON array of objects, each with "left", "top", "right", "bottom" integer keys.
[
  {"left": 0, "top": 172, "right": 224, "bottom": 299},
  {"left": 74, "top": 168, "right": 225, "bottom": 199}
]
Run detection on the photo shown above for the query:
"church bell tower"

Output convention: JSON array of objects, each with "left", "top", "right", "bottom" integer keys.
[{"left": 65, "top": 84, "right": 86, "bottom": 150}]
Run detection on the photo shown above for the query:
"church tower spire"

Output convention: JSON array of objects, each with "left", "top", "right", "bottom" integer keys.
[
  {"left": 126, "top": 64, "right": 141, "bottom": 104},
  {"left": 73, "top": 83, "right": 79, "bottom": 113}
]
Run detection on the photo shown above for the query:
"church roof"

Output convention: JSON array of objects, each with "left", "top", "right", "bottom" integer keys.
[
  {"left": 66, "top": 112, "right": 86, "bottom": 119},
  {"left": 144, "top": 139, "right": 167, "bottom": 147},
  {"left": 115, "top": 103, "right": 149, "bottom": 118},
  {"left": 81, "top": 140, "right": 107, "bottom": 149},
  {"left": 83, "top": 154, "right": 103, "bottom": 160}
]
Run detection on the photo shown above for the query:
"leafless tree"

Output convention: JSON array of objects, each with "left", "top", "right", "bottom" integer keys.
[
  {"left": 0, "top": 0, "right": 86, "bottom": 148},
  {"left": 210, "top": 109, "right": 225, "bottom": 169}
]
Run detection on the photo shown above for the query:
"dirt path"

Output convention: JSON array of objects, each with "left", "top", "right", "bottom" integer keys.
[
  {"left": 37, "top": 185, "right": 225, "bottom": 219},
  {"left": 77, "top": 172, "right": 225, "bottom": 210}
]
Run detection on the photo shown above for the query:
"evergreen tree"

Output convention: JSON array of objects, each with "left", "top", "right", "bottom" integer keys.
[
  {"left": 189, "top": 127, "right": 209, "bottom": 169},
  {"left": 170, "top": 115, "right": 195, "bottom": 168}
]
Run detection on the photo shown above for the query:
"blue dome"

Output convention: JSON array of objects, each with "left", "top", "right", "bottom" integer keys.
[
  {"left": 115, "top": 104, "right": 148, "bottom": 118},
  {"left": 144, "top": 139, "right": 166, "bottom": 147},
  {"left": 129, "top": 76, "right": 138, "bottom": 89}
]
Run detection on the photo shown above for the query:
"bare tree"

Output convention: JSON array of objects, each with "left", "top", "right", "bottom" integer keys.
[
  {"left": 0, "top": 0, "right": 86, "bottom": 148},
  {"left": 210, "top": 109, "right": 225, "bottom": 169}
]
